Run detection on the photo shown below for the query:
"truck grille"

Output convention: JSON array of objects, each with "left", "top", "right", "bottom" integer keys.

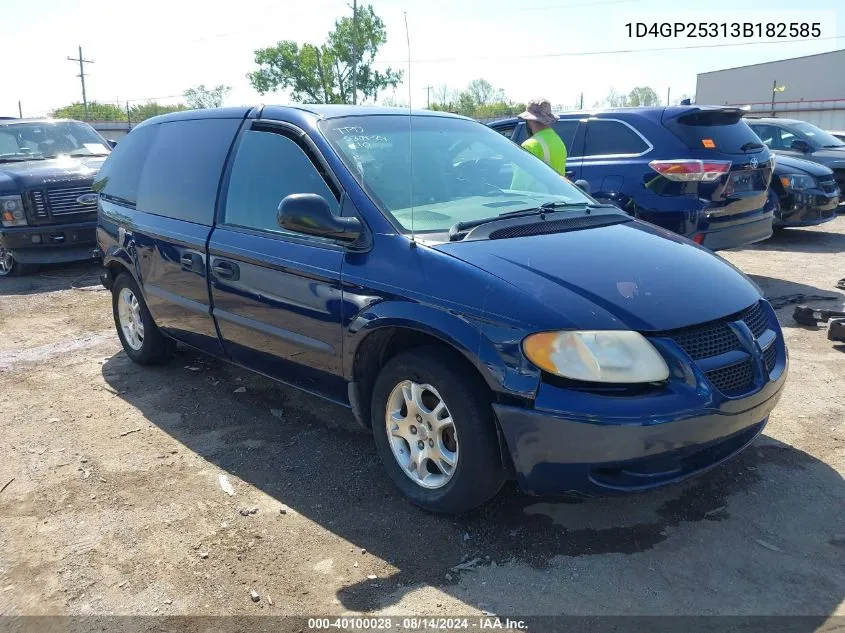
[
  {"left": 31, "top": 191, "right": 48, "bottom": 218},
  {"left": 659, "top": 301, "right": 776, "bottom": 397},
  {"left": 46, "top": 186, "right": 97, "bottom": 215},
  {"left": 818, "top": 177, "right": 838, "bottom": 195}
]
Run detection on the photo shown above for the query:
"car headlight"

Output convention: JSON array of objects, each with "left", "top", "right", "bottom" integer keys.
[
  {"left": 523, "top": 330, "right": 669, "bottom": 383},
  {"left": 0, "top": 195, "right": 27, "bottom": 227},
  {"left": 779, "top": 174, "right": 816, "bottom": 191}
]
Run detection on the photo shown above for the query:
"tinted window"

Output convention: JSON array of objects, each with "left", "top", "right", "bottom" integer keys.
[
  {"left": 584, "top": 120, "right": 648, "bottom": 156},
  {"left": 224, "top": 130, "right": 338, "bottom": 233},
  {"left": 553, "top": 119, "right": 580, "bottom": 154},
  {"left": 136, "top": 118, "right": 240, "bottom": 225},
  {"left": 790, "top": 121, "right": 845, "bottom": 148},
  {"left": 93, "top": 124, "right": 159, "bottom": 205},
  {"left": 667, "top": 110, "right": 764, "bottom": 154},
  {"left": 749, "top": 124, "right": 779, "bottom": 149}
]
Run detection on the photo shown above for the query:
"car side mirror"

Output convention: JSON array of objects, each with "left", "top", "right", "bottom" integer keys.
[
  {"left": 573, "top": 179, "right": 591, "bottom": 194},
  {"left": 278, "top": 193, "right": 362, "bottom": 244},
  {"left": 790, "top": 139, "right": 810, "bottom": 153},
  {"left": 107, "top": 139, "right": 118, "bottom": 148}
]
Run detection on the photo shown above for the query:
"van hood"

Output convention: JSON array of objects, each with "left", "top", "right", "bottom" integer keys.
[
  {"left": 434, "top": 221, "right": 762, "bottom": 332},
  {"left": 0, "top": 156, "right": 106, "bottom": 192},
  {"left": 773, "top": 154, "right": 833, "bottom": 177}
]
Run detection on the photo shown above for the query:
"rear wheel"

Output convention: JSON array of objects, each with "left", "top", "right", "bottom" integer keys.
[
  {"left": 112, "top": 273, "right": 175, "bottom": 365},
  {"left": 371, "top": 346, "right": 505, "bottom": 513}
]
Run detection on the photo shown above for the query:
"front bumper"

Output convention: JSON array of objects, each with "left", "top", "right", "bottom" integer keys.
[
  {"left": 774, "top": 189, "right": 840, "bottom": 227},
  {"left": 0, "top": 221, "right": 98, "bottom": 264},
  {"left": 494, "top": 361, "right": 787, "bottom": 497}
]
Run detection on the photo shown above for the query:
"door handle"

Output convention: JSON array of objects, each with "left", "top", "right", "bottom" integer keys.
[
  {"left": 180, "top": 252, "right": 203, "bottom": 273},
  {"left": 565, "top": 170, "right": 575, "bottom": 178},
  {"left": 212, "top": 260, "right": 239, "bottom": 281}
]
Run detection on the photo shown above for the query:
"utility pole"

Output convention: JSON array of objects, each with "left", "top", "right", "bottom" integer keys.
[
  {"left": 425, "top": 86, "right": 432, "bottom": 108},
  {"left": 18, "top": 101, "right": 22, "bottom": 118},
  {"left": 579, "top": 92, "right": 584, "bottom": 109},
  {"left": 667, "top": 86, "right": 671, "bottom": 106},
  {"left": 67, "top": 45, "right": 94, "bottom": 115},
  {"left": 351, "top": 0, "right": 358, "bottom": 105}
]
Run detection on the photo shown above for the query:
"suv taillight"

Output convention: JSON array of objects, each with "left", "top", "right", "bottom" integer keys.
[{"left": 648, "top": 159, "right": 731, "bottom": 182}]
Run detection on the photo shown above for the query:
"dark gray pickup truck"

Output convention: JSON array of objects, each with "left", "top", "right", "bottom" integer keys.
[{"left": 0, "top": 117, "right": 111, "bottom": 275}]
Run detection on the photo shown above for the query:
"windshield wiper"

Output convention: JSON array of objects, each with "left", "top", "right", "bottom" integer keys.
[
  {"left": 823, "top": 144, "right": 845, "bottom": 149},
  {"left": 740, "top": 141, "right": 765, "bottom": 151},
  {"left": 448, "top": 201, "right": 598, "bottom": 241},
  {"left": 0, "top": 155, "right": 45, "bottom": 162}
]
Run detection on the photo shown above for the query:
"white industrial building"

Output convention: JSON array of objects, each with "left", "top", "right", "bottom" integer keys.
[{"left": 695, "top": 49, "right": 845, "bottom": 129}]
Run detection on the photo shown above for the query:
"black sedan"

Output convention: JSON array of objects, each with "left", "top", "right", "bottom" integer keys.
[{"left": 768, "top": 154, "right": 840, "bottom": 228}]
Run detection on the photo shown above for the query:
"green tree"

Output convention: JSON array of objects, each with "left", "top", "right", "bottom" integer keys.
[
  {"left": 51, "top": 101, "right": 125, "bottom": 121},
  {"left": 249, "top": 4, "right": 402, "bottom": 104},
  {"left": 128, "top": 102, "right": 189, "bottom": 123},
  {"left": 628, "top": 86, "right": 660, "bottom": 107},
  {"left": 466, "top": 79, "right": 504, "bottom": 107},
  {"left": 183, "top": 84, "right": 231, "bottom": 109}
]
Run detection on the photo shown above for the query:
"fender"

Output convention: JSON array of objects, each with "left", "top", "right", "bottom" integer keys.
[{"left": 344, "top": 299, "right": 540, "bottom": 401}]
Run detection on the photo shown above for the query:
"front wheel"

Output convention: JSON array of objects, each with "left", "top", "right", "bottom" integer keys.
[
  {"left": 371, "top": 346, "right": 505, "bottom": 513},
  {"left": 0, "top": 247, "right": 37, "bottom": 276},
  {"left": 111, "top": 273, "right": 174, "bottom": 365}
]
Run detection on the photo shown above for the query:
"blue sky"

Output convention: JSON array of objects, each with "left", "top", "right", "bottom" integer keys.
[{"left": 2, "top": 0, "right": 842, "bottom": 117}]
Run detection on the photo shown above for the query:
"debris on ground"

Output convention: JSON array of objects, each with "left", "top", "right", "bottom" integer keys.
[
  {"left": 239, "top": 507, "right": 259, "bottom": 516},
  {"left": 367, "top": 574, "right": 377, "bottom": 580},
  {"left": 279, "top": 507, "right": 287, "bottom": 515},
  {"left": 267, "top": 595, "right": 273, "bottom": 606},
  {"left": 705, "top": 505, "right": 727, "bottom": 517},
  {"left": 199, "top": 552, "right": 209, "bottom": 559},
  {"left": 218, "top": 474, "right": 236, "bottom": 496},
  {"left": 233, "top": 387, "right": 247, "bottom": 394},
  {"left": 445, "top": 573, "right": 453, "bottom": 581},
  {"left": 754, "top": 539, "right": 783, "bottom": 553},
  {"left": 250, "top": 589, "right": 260, "bottom": 603},
  {"left": 451, "top": 557, "right": 483, "bottom": 572},
  {"left": 353, "top": 562, "right": 359, "bottom": 568},
  {"left": 184, "top": 366, "right": 201, "bottom": 372},
  {"left": 270, "top": 409, "right": 285, "bottom": 420},
  {"left": 118, "top": 428, "right": 142, "bottom": 437},
  {"left": 0, "top": 478, "right": 13, "bottom": 495}
]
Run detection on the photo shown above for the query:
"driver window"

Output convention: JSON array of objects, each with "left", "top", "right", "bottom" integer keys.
[
  {"left": 224, "top": 130, "right": 338, "bottom": 233},
  {"left": 779, "top": 128, "right": 796, "bottom": 148}
]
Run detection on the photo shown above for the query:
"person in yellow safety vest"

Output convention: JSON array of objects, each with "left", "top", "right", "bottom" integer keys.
[
  {"left": 518, "top": 98, "right": 567, "bottom": 175},
  {"left": 510, "top": 98, "right": 568, "bottom": 192}
]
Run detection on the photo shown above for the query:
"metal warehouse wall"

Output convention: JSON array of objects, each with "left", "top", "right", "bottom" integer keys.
[{"left": 695, "top": 49, "right": 845, "bottom": 129}]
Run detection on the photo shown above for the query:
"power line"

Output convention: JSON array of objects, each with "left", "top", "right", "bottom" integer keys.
[{"left": 373, "top": 35, "right": 845, "bottom": 64}]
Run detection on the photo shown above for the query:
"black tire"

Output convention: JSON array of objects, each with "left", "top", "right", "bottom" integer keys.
[
  {"left": 0, "top": 247, "right": 38, "bottom": 277},
  {"left": 370, "top": 346, "right": 505, "bottom": 513},
  {"left": 111, "top": 273, "right": 175, "bottom": 365}
]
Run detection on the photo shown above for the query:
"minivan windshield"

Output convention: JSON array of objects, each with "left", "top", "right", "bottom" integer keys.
[
  {"left": 321, "top": 115, "right": 592, "bottom": 234},
  {"left": 789, "top": 121, "right": 845, "bottom": 149},
  {"left": 0, "top": 121, "right": 111, "bottom": 161}
]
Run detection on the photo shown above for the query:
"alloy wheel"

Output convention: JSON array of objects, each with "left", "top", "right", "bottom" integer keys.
[
  {"left": 0, "top": 247, "right": 14, "bottom": 276},
  {"left": 117, "top": 287, "right": 145, "bottom": 351},
  {"left": 384, "top": 380, "right": 459, "bottom": 489}
]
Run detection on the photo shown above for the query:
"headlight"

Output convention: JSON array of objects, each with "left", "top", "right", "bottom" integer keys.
[
  {"left": 523, "top": 330, "right": 669, "bottom": 383},
  {"left": 0, "top": 195, "right": 27, "bottom": 227},
  {"left": 779, "top": 174, "right": 816, "bottom": 191}
]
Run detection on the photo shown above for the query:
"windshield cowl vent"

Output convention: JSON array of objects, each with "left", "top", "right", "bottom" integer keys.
[{"left": 481, "top": 214, "right": 632, "bottom": 241}]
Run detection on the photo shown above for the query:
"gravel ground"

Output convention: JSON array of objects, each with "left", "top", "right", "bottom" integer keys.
[{"left": 0, "top": 221, "right": 843, "bottom": 628}]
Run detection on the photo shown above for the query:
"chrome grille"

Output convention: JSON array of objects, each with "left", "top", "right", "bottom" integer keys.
[
  {"left": 46, "top": 186, "right": 96, "bottom": 215},
  {"left": 31, "top": 191, "right": 48, "bottom": 218}
]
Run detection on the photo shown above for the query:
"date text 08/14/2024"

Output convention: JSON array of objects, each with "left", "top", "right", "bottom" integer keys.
[{"left": 307, "top": 617, "right": 528, "bottom": 630}]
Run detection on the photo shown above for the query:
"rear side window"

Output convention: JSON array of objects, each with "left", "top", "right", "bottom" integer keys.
[
  {"left": 223, "top": 129, "right": 339, "bottom": 233},
  {"left": 667, "top": 110, "right": 764, "bottom": 154},
  {"left": 492, "top": 124, "right": 516, "bottom": 139},
  {"left": 553, "top": 119, "right": 580, "bottom": 153},
  {"left": 136, "top": 119, "right": 241, "bottom": 225},
  {"left": 583, "top": 120, "right": 648, "bottom": 156},
  {"left": 93, "top": 124, "right": 159, "bottom": 205}
]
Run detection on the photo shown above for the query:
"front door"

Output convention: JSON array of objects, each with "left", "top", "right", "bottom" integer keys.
[{"left": 208, "top": 122, "right": 347, "bottom": 402}]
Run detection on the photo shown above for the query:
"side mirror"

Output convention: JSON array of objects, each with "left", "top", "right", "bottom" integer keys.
[
  {"left": 790, "top": 139, "right": 810, "bottom": 153},
  {"left": 107, "top": 139, "right": 118, "bottom": 148},
  {"left": 573, "top": 179, "right": 591, "bottom": 194},
  {"left": 278, "top": 193, "right": 362, "bottom": 244}
]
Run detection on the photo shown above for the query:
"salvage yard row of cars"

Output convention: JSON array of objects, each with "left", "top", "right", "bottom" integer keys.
[{"left": 0, "top": 104, "right": 840, "bottom": 512}]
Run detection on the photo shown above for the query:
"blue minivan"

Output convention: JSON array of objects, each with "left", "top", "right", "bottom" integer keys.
[
  {"left": 96, "top": 106, "right": 787, "bottom": 513},
  {"left": 489, "top": 107, "right": 775, "bottom": 250}
]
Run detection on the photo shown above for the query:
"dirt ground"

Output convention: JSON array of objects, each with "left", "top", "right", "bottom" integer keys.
[{"left": 1, "top": 220, "right": 844, "bottom": 628}]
